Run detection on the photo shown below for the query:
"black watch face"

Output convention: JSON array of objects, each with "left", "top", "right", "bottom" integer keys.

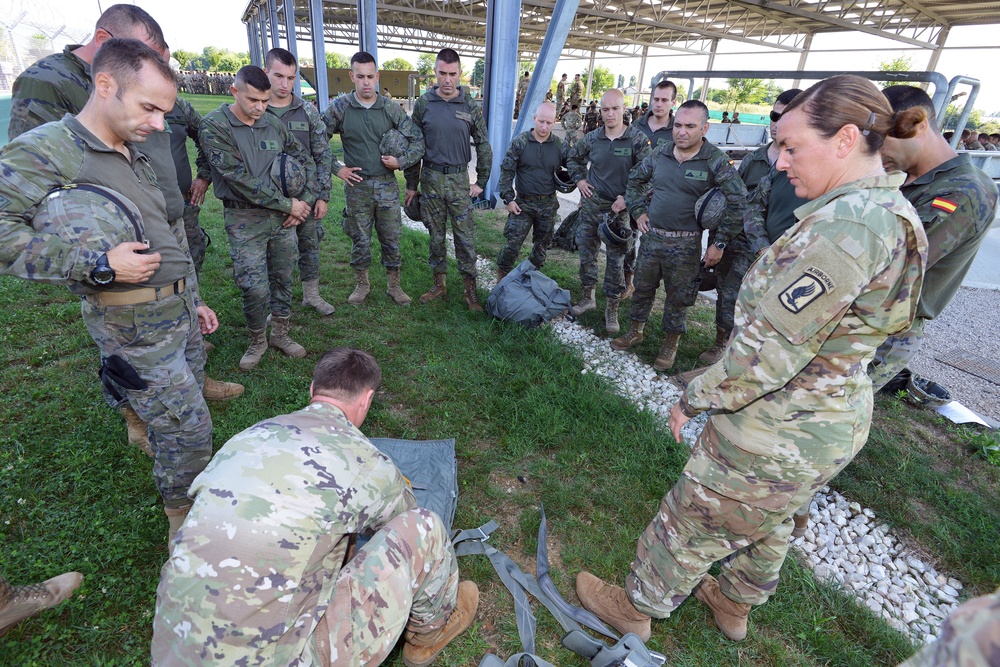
[{"left": 93, "top": 266, "right": 115, "bottom": 285}]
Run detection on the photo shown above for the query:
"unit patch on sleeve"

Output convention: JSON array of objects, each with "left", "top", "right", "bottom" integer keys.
[
  {"left": 930, "top": 197, "right": 957, "bottom": 213},
  {"left": 779, "top": 267, "right": 833, "bottom": 314}
]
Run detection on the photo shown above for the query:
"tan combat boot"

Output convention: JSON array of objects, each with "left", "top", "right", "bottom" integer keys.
[
  {"left": 401, "top": 581, "right": 480, "bottom": 667},
  {"left": 420, "top": 273, "right": 447, "bottom": 304},
  {"left": 120, "top": 406, "right": 153, "bottom": 457},
  {"left": 0, "top": 572, "right": 84, "bottom": 638},
  {"left": 164, "top": 505, "right": 192, "bottom": 557},
  {"left": 605, "top": 298, "right": 621, "bottom": 335},
  {"left": 622, "top": 271, "right": 635, "bottom": 300},
  {"left": 239, "top": 328, "right": 268, "bottom": 371},
  {"left": 202, "top": 376, "right": 245, "bottom": 401},
  {"left": 203, "top": 339, "right": 215, "bottom": 353},
  {"left": 698, "top": 326, "right": 731, "bottom": 365},
  {"left": 693, "top": 574, "right": 751, "bottom": 641},
  {"left": 576, "top": 571, "right": 651, "bottom": 641},
  {"left": 496, "top": 266, "right": 509, "bottom": 283},
  {"left": 301, "top": 279, "right": 336, "bottom": 315},
  {"left": 462, "top": 278, "right": 484, "bottom": 313},
  {"left": 269, "top": 316, "right": 306, "bottom": 358},
  {"left": 611, "top": 321, "right": 645, "bottom": 351},
  {"left": 386, "top": 269, "right": 412, "bottom": 305},
  {"left": 571, "top": 285, "right": 597, "bottom": 317},
  {"left": 791, "top": 512, "right": 809, "bottom": 539},
  {"left": 653, "top": 332, "right": 681, "bottom": 371},
  {"left": 348, "top": 269, "right": 371, "bottom": 305}
]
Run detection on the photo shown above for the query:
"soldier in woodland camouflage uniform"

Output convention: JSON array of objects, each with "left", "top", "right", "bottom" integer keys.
[
  {"left": 152, "top": 348, "right": 479, "bottom": 667},
  {"left": 405, "top": 48, "right": 492, "bottom": 312},
  {"left": 265, "top": 47, "right": 336, "bottom": 315},
  {"left": 560, "top": 103, "right": 583, "bottom": 149},
  {"left": 576, "top": 76, "right": 927, "bottom": 645},
  {"left": 324, "top": 51, "right": 424, "bottom": 307},
  {"left": 616, "top": 100, "right": 747, "bottom": 371},
  {"left": 165, "top": 95, "right": 212, "bottom": 275},
  {"left": 898, "top": 587, "right": 1000, "bottom": 667},
  {"left": 200, "top": 66, "right": 317, "bottom": 371},
  {"left": 0, "top": 40, "right": 223, "bottom": 549},
  {"left": 496, "top": 102, "right": 565, "bottom": 279}
]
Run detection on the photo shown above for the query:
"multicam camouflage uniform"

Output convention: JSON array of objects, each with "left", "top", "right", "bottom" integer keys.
[
  {"left": 497, "top": 129, "right": 565, "bottom": 272},
  {"left": 405, "top": 85, "right": 492, "bottom": 281},
  {"left": 8, "top": 44, "right": 90, "bottom": 139},
  {"left": 200, "top": 104, "right": 317, "bottom": 332},
  {"left": 567, "top": 124, "right": 651, "bottom": 299},
  {"left": 556, "top": 79, "right": 566, "bottom": 115},
  {"left": 151, "top": 401, "right": 459, "bottom": 666},
  {"left": 514, "top": 75, "right": 530, "bottom": 118},
  {"left": 0, "top": 117, "right": 212, "bottom": 510},
  {"left": 898, "top": 587, "right": 1000, "bottom": 667},
  {"left": 568, "top": 79, "right": 583, "bottom": 108},
  {"left": 323, "top": 93, "right": 424, "bottom": 270},
  {"left": 560, "top": 110, "right": 584, "bottom": 149},
  {"left": 267, "top": 95, "right": 334, "bottom": 281},
  {"left": 626, "top": 173, "right": 926, "bottom": 618}
]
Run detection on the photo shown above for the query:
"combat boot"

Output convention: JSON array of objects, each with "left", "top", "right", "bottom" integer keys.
[
  {"left": 462, "top": 278, "right": 484, "bottom": 312},
  {"left": 571, "top": 285, "right": 597, "bottom": 317},
  {"left": 386, "top": 269, "right": 412, "bottom": 305},
  {"left": 203, "top": 340, "right": 215, "bottom": 353},
  {"left": 301, "top": 279, "right": 335, "bottom": 315},
  {"left": 791, "top": 512, "right": 809, "bottom": 539},
  {"left": 653, "top": 332, "right": 681, "bottom": 371},
  {"left": 202, "top": 376, "right": 244, "bottom": 401},
  {"left": 611, "top": 321, "right": 644, "bottom": 350},
  {"left": 120, "top": 406, "right": 153, "bottom": 458},
  {"left": 164, "top": 505, "right": 192, "bottom": 557},
  {"left": 420, "top": 273, "right": 447, "bottom": 304},
  {"left": 575, "top": 571, "right": 651, "bottom": 642},
  {"left": 698, "top": 326, "right": 731, "bottom": 365},
  {"left": 348, "top": 269, "right": 371, "bottom": 305},
  {"left": 0, "top": 572, "right": 84, "bottom": 638},
  {"left": 401, "top": 581, "right": 480, "bottom": 667},
  {"left": 496, "top": 266, "right": 510, "bottom": 284},
  {"left": 605, "top": 297, "right": 621, "bottom": 335},
  {"left": 240, "top": 328, "right": 268, "bottom": 371},
  {"left": 622, "top": 271, "right": 635, "bottom": 299},
  {"left": 693, "top": 574, "right": 751, "bottom": 641},
  {"left": 269, "top": 316, "right": 306, "bottom": 358}
]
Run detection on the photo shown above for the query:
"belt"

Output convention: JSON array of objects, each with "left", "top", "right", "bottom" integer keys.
[
  {"left": 647, "top": 228, "right": 702, "bottom": 239},
  {"left": 223, "top": 200, "right": 256, "bottom": 210},
  {"left": 86, "top": 278, "right": 186, "bottom": 307},
  {"left": 362, "top": 172, "right": 397, "bottom": 180},
  {"left": 519, "top": 193, "right": 555, "bottom": 201},
  {"left": 424, "top": 162, "right": 466, "bottom": 174}
]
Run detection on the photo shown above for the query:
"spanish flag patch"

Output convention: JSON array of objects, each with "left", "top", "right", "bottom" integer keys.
[{"left": 931, "top": 197, "right": 958, "bottom": 213}]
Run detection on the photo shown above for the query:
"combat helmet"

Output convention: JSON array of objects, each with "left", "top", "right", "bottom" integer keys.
[
  {"left": 270, "top": 153, "right": 307, "bottom": 198},
  {"left": 379, "top": 129, "right": 410, "bottom": 160},
  {"left": 32, "top": 183, "right": 145, "bottom": 252},
  {"left": 554, "top": 167, "right": 576, "bottom": 194},
  {"left": 694, "top": 187, "right": 726, "bottom": 230},
  {"left": 597, "top": 212, "right": 633, "bottom": 250}
]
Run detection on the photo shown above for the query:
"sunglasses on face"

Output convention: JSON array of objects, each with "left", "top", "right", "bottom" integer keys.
[{"left": 769, "top": 110, "right": 782, "bottom": 123}]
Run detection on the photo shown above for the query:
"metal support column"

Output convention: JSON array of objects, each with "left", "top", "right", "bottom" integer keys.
[
  {"left": 482, "top": 0, "right": 522, "bottom": 203},
  {"left": 357, "top": 0, "right": 379, "bottom": 62},
  {"left": 700, "top": 39, "right": 718, "bottom": 101},
  {"left": 281, "top": 0, "right": 303, "bottom": 97},
  {"left": 308, "top": 0, "right": 330, "bottom": 110},
  {"left": 259, "top": 15, "right": 269, "bottom": 64},
  {"left": 584, "top": 50, "right": 595, "bottom": 104},
  {"left": 635, "top": 45, "right": 648, "bottom": 107},
  {"left": 792, "top": 33, "right": 813, "bottom": 89},
  {"left": 246, "top": 21, "right": 259, "bottom": 67},
  {"left": 268, "top": 0, "right": 281, "bottom": 49},
  {"left": 926, "top": 27, "right": 950, "bottom": 81}
]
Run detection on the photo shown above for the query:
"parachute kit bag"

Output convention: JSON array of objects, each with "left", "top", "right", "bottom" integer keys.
[{"left": 486, "top": 260, "right": 572, "bottom": 328}]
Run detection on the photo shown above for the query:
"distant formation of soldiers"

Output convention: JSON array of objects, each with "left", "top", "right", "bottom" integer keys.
[{"left": 178, "top": 70, "right": 236, "bottom": 95}]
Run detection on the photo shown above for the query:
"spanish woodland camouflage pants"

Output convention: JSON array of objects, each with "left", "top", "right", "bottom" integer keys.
[
  {"left": 576, "top": 195, "right": 632, "bottom": 299},
  {"left": 421, "top": 168, "right": 478, "bottom": 280},
  {"left": 497, "top": 195, "right": 559, "bottom": 271},
  {"left": 629, "top": 233, "right": 701, "bottom": 333},
  {"left": 343, "top": 175, "right": 403, "bottom": 271},
  {"left": 224, "top": 208, "right": 296, "bottom": 331}
]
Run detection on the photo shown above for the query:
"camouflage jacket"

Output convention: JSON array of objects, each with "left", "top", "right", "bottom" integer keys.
[
  {"left": 151, "top": 401, "right": 416, "bottom": 666},
  {"left": 561, "top": 111, "right": 582, "bottom": 132},
  {"left": 8, "top": 44, "right": 90, "bottom": 140},
  {"left": 626, "top": 138, "right": 746, "bottom": 242},
  {"left": 404, "top": 86, "right": 492, "bottom": 190},
  {"left": 744, "top": 158, "right": 809, "bottom": 255},
  {"left": 516, "top": 77, "right": 530, "bottom": 98},
  {"left": 323, "top": 92, "right": 424, "bottom": 177},
  {"left": 498, "top": 129, "right": 566, "bottom": 201},
  {"left": 199, "top": 104, "right": 318, "bottom": 213},
  {"left": 900, "top": 587, "right": 1000, "bottom": 667},
  {"left": 556, "top": 80, "right": 566, "bottom": 100},
  {"left": 898, "top": 154, "right": 998, "bottom": 320},
  {"left": 568, "top": 81, "right": 583, "bottom": 100},
  {"left": 267, "top": 95, "right": 334, "bottom": 199},
  {"left": 567, "top": 124, "right": 651, "bottom": 200},
  {"left": 165, "top": 96, "right": 212, "bottom": 197},
  {"left": 680, "top": 173, "right": 926, "bottom": 485}
]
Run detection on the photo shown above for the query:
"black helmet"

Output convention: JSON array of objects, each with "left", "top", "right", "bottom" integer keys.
[
  {"left": 598, "top": 212, "right": 633, "bottom": 250},
  {"left": 31, "top": 183, "right": 145, "bottom": 251},
  {"left": 554, "top": 167, "right": 576, "bottom": 194},
  {"left": 694, "top": 187, "right": 726, "bottom": 230},
  {"left": 403, "top": 192, "right": 422, "bottom": 222},
  {"left": 270, "top": 153, "right": 308, "bottom": 198},
  {"left": 379, "top": 129, "right": 410, "bottom": 160}
]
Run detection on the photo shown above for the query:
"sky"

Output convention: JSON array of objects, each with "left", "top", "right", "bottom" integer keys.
[{"left": 12, "top": 0, "right": 1000, "bottom": 115}]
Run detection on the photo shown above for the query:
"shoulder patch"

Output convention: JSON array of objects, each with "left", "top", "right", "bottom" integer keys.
[
  {"left": 930, "top": 197, "right": 957, "bottom": 213},
  {"left": 779, "top": 267, "right": 833, "bottom": 313}
]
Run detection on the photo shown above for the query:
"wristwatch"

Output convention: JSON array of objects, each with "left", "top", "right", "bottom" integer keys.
[
  {"left": 713, "top": 240, "right": 728, "bottom": 251},
  {"left": 91, "top": 253, "right": 116, "bottom": 285}
]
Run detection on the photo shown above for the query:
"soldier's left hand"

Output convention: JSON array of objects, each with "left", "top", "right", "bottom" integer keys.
[
  {"left": 313, "top": 200, "right": 328, "bottom": 219},
  {"left": 469, "top": 183, "right": 484, "bottom": 198},
  {"left": 611, "top": 195, "right": 627, "bottom": 214},
  {"left": 703, "top": 244, "right": 724, "bottom": 268},
  {"left": 669, "top": 403, "right": 690, "bottom": 443},
  {"left": 196, "top": 306, "right": 219, "bottom": 335},
  {"left": 188, "top": 178, "right": 210, "bottom": 207},
  {"left": 380, "top": 155, "right": 400, "bottom": 170},
  {"left": 282, "top": 214, "right": 303, "bottom": 228},
  {"left": 506, "top": 201, "right": 522, "bottom": 215}
]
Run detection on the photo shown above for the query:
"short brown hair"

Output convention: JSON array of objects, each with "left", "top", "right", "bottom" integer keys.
[
  {"left": 265, "top": 47, "right": 297, "bottom": 70},
  {"left": 91, "top": 38, "right": 175, "bottom": 94},
  {"left": 313, "top": 348, "right": 382, "bottom": 401},
  {"left": 97, "top": 4, "right": 167, "bottom": 52}
]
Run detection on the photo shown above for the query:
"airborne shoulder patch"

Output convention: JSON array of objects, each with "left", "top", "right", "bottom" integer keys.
[{"left": 779, "top": 267, "right": 834, "bottom": 313}]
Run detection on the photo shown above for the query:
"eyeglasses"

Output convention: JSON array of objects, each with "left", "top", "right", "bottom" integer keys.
[{"left": 769, "top": 110, "right": 782, "bottom": 123}]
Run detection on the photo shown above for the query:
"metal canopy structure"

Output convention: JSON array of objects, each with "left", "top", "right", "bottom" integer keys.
[{"left": 245, "top": 0, "right": 1000, "bottom": 61}]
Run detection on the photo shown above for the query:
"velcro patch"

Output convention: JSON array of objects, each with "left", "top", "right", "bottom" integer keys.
[
  {"left": 931, "top": 197, "right": 957, "bottom": 213},
  {"left": 210, "top": 151, "right": 223, "bottom": 166},
  {"left": 288, "top": 121, "right": 309, "bottom": 132},
  {"left": 612, "top": 146, "right": 633, "bottom": 156},
  {"left": 684, "top": 169, "right": 708, "bottom": 181},
  {"left": 779, "top": 271, "right": 829, "bottom": 313},
  {"left": 258, "top": 140, "right": 280, "bottom": 152}
]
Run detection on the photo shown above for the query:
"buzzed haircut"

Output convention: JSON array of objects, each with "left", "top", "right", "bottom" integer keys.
[
  {"left": 678, "top": 99, "right": 709, "bottom": 122},
  {"left": 991, "top": 133, "right": 1000, "bottom": 141},
  {"left": 436, "top": 48, "right": 460, "bottom": 66},
  {"left": 775, "top": 88, "right": 802, "bottom": 106},
  {"left": 235, "top": 65, "right": 271, "bottom": 92},
  {"left": 91, "top": 38, "right": 175, "bottom": 94},
  {"left": 312, "top": 347, "right": 382, "bottom": 400},
  {"left": 654, "top": 79, "right": 677, "bottom": 97},
  {"left": 882, "top": 85, "right": 938, "bottom": 132},
  {"left": 351, "top": 51, "right": 376, "bottom": 67},
  {"left": 265, "top": 47, "right": 297, "bottom": 69},
  {"left": 97, "top": 4, "right": 167, "bottom": 52}
]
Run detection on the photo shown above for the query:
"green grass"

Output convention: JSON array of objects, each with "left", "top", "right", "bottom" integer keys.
[{"left": 1, "top": 93, "right": 997, "bottom": 665}]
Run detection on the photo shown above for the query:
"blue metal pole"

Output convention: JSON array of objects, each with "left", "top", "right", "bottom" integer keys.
[
  {"left": 356, "top": 0, "right": 378, "bottom": 63},
  {"left": 482, "top": 0, "right": 522, "bottom": 204},
  {"left": 259, "top": 15, "right": 269, "bottom": 64},
  {"left": 246, "top": 21, "right": 258, "bottom": 67},
  {"left": 308, "top": 0, "right": 330, "bottom": 111},
  {"left": 282, "top": 0, "right": 303, "bottom": 98},
  {"left": 268, "top": 0, "right": 281, "bottom": 49}
]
